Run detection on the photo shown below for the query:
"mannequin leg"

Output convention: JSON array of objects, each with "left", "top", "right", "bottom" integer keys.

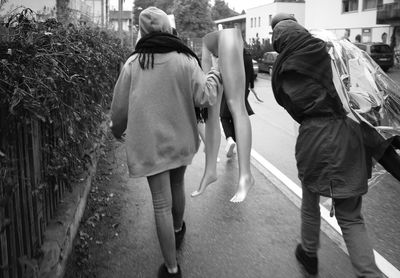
[
  {"left": 191, "top": 45, "right": 222, "bottom": 197},
  {"left": 218, "top": 29, "right": 254, "bottom": 202}
]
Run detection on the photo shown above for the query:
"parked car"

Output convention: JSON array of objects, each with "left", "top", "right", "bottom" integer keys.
[
  {"left": 252, "top": 59, "right": 259, "bottom": 79},
  {"left": 258, "top": 51, "right": 278, "bottom": 75},
  {"left": 353, "top": 42, "right": 394, "bottom": 72}
]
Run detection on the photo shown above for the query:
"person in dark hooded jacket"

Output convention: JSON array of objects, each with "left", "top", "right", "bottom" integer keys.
[{"left": 270, "top": 15, "right": 383, "bottom": 277}]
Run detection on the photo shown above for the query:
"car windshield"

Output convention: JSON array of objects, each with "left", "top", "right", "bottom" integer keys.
[{"left": 370, "top": 44, "right": 391, "bottom": 54}]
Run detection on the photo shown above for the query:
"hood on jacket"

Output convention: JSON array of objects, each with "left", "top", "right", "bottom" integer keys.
[
  {"left": 272, "top": 19, "right": 310, "bottom": 53},
  {"left": 271, "top": 12, "right": 297, "bottom": 30},
  {"left": 139, "top": 6, "right": 171, "bottom": 37}
]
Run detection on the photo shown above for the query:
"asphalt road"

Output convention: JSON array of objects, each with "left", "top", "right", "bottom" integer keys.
[{"left": 82, "top": 139, "right": 356, "bottom": 278}]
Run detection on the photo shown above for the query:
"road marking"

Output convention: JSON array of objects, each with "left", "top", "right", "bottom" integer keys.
[{"left": 251, "top": 149, "right": 400, "bottom": 278}]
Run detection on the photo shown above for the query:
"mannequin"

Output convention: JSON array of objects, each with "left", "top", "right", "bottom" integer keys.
[{"left": 191, "top": 28, "right": 254, "bottom": 202}]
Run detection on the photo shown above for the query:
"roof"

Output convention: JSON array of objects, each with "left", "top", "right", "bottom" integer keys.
[
  {"left": 214, "top": 14, "right": 246, "bottom": 24},
  {"left": 109, "top": 10, "right": 132, "bottom": 20}
]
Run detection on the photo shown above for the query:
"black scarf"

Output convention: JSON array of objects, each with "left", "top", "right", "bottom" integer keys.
[
  {"left": 271, "top": 21, "right": 336, "bottom": 107},
  {"left": 132, "top": 32, "right": 201, "bottom": 69},
  {"left": 132, "top": 31, "right": 207, "bottom": 122}
]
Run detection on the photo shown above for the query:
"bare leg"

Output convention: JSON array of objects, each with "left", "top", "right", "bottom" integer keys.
[
  {"left": 147, "top": 171, "right": 178, "bottom": 273},
  {"left": 191, "top": 45, "right": 222, "bottom": 197},
  {"left": 218, "top": 29, "right": 254, "bottom": 202}
]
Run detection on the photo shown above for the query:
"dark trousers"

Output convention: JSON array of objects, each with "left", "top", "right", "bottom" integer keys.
[
  {"left": 220, "top": 116, "right": 236, "bottom": 141},
  {"left": 301, "top": 187, "right": 382, "bottom": 277}
]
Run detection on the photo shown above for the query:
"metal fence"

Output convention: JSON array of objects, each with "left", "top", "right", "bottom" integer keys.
[{"left": 0, "top": 113, "right": 68, "bottom": 278}]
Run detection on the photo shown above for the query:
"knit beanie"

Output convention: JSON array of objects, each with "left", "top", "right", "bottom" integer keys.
[
  {"left": 271, "top": 13, "right": 297, "bottom": 29},
  {"left": 139, "top": 6, "right": 172, "bottom": 36}
]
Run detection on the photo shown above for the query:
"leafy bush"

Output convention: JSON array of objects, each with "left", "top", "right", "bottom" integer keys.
[
  {"left": 0, "top": 9, "right": 131, "bottom": 185},
  {"left": 247, "top": 38, "right": 274, "bottom": 61}
]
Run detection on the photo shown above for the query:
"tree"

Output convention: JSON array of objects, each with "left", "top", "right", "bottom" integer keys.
[
  {"left": 133, "top": 0, "right": 156, "bottom": 26},
  {"left": 211, "top": 0, "right": 239, "bottom": 20},
  {"left": 133, "top": 0, "right": 175, "bottom": 26},
  {"left": 173, "top": 0, "right": 214, "bottom": 39},
  {"left": 133, "top": 0, "right": 214, "bottom": 41},
  {"left": 155, "top": 0, "right": 174, "bottom": 13}
]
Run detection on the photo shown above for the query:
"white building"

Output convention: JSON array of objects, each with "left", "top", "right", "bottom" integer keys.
[
  {"left": 305, "top": 0, "right": 390, "bottom": 44},
  {"left": 0, "top": 0, "right": 56, "bottom": 13},
  {"left": 84, "top": 0, "right": 105, "bottom": 25},
  {"left": 216, "top": 0, "right": 391, "bottom": 46},
  {"left": 246, "top": 1, "right": 305, "bottom": 45},
  {"left": 108, "top": 10, "right": 132, "bottom": 31}
]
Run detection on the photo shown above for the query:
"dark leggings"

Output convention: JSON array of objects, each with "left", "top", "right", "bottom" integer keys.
[
  {"left": 220, "top": 116, "right": 236, "bottom": 141},
  {"left": 378, "top": 145, "right": 400, "bottom": 182}
]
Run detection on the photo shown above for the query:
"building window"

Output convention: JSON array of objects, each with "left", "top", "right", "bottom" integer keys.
[
  {"left": 342, "top": 0, "right": 359, "bottom": 12},
  {"left": 258, "top": 17, "right": 261, "bottom": 27},
  {"left": 251, "top": 18, "right": 253, "bottom": 27},
  {"left": 269, "top": 14, "right": 272, "bottom": 26},
  {"left": 362, "top": 0, "right": 377, "bottom": 10},
  {"left": 362, "top": 28, "right": 372, "bottom": 42}
]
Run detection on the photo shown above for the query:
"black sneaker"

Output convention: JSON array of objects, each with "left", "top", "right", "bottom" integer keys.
[
  {"left": 175, "top": 221, "right": 186, "bottom": 249},
  {"left": 295, "top": 244, "right": 318, "bottom": 275},
  {"left": 157, "top": 264, "right": 182, "bottom": 278}
]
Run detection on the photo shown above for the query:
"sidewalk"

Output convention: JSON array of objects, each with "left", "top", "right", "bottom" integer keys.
[{"left": 65, "top": 138, "right": 356, "bottom": 278}]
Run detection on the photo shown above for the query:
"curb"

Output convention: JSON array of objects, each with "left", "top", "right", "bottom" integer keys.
[
  {"left": 37, "top": 146, "right": 101, "bottom": 278},
  {"left": 34, "top": 120, "right": 110, "bottom": 278}
]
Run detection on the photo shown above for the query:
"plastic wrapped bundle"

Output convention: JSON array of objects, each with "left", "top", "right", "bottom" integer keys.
[{"left": 311, "top": 29, "right": 400, "bottom": 140}]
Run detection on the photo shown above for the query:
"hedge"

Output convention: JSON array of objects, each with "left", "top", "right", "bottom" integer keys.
[{"left": 0, "top": 8, "right": 131, "bottom": 189}]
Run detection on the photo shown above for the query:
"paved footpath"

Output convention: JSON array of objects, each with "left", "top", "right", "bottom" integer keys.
[{"left": 90, "top": 140, "right": 362, "bottom": 278}]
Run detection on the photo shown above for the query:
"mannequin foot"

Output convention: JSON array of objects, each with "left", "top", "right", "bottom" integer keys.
[
  {"left": 230, "top": 175, "right": 255, "bottom": 203},
  {"left": 191, "top": 171, "right": 217, "bottom": 197}
]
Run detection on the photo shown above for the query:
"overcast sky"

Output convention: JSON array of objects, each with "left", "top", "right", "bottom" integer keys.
[{"left": 109, "top": 0, "right": 273, "bottom": 12}]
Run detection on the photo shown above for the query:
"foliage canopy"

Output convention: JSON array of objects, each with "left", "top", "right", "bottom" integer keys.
[
  {"left": 133, "top": 0, "right": 216, "bottom": 38},
  {"left": 211, "top": 0, "right": 239, "bottom": 20}
]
